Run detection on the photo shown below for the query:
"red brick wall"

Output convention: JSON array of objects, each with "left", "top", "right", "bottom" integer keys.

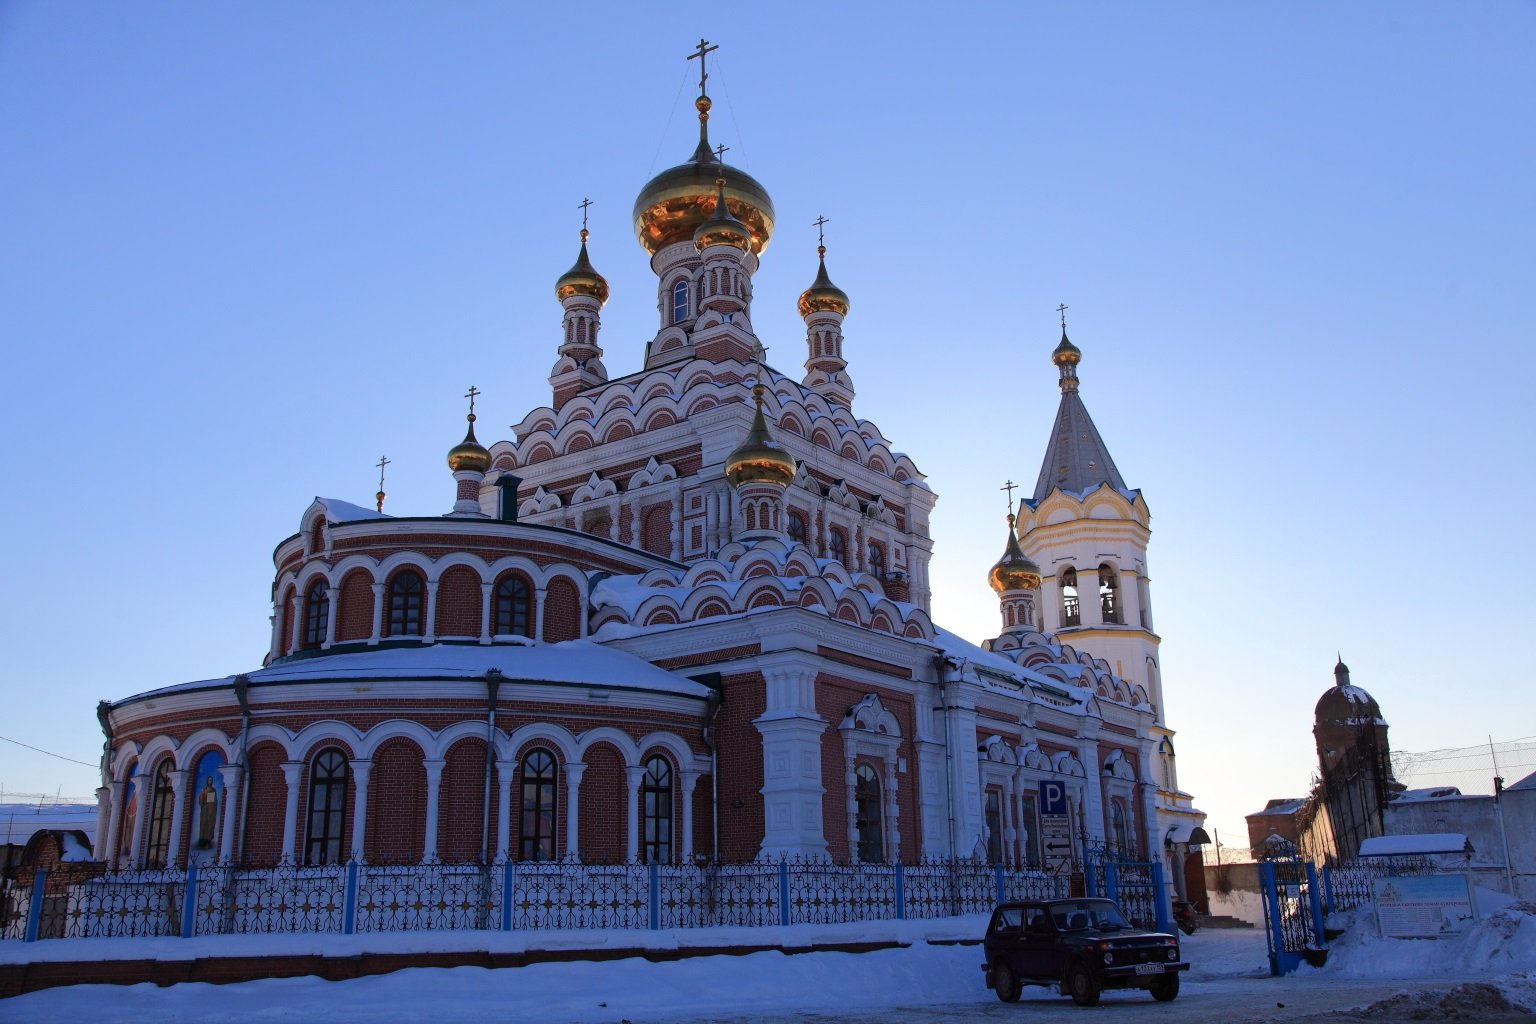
[
  {"left": 366, "top": 738, "right": 425, "bottom": 864},
  {"left": 336, "top": 568, "right": 374, "bottom": 643},
  {"left": 439, "top": 737, "right": 489, "bottom": 863},
  {"left": 692, "top": 771, "right": 714, "bottom": 860},
  {"left": 814, "top": 676, "right": 920, "bottom": 863},
  {"left": 641, "top": 502, "right": 672, "bottom": 557},
  {"left": 542, "top": 577, "right": 581, "bottom": 642},
  {"left": 714, "top": 672, "right": 766, "bottom": 861},
  {"left": 243, "top": 742, "right": 288, "bottom": 865},
  {"left": 435, "top": 565, "right": 482, "bottom": 637},
  {"left": 278, "top": 587, "right": 296, "bottom": 656},
  {"left": 578, "top": 743, "right": 625, "bottom": 863}
]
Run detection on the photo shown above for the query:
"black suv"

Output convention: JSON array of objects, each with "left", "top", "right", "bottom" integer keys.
[{"left": 981, "top": 898, "right": 1189, "bottom": 1006}]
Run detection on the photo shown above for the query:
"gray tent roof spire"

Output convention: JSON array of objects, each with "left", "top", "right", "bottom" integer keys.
[{"left": 1030, "top": 328, "right": 1129, "bottom": 502}]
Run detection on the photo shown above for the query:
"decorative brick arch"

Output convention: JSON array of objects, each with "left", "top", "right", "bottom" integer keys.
[
  {"left": 435, "top": 564, "right": 482, "bottom": 638},
  {"left": 366, "top": 736, "right": 426, "bottom": 864}
]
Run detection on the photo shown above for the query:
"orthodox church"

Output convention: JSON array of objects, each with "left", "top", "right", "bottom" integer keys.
[{"left": 89, "top": 49, "right": 1205, "bottom": 893}]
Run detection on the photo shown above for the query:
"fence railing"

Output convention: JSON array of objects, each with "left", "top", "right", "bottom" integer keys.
[
  {"left": 2, "top": 858, "right": 1071, "bottom": 942},
  {"left": 1320, "top": 856, "right": 1434, "bottom": 915}
]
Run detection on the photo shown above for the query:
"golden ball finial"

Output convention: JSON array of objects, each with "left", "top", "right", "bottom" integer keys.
[
  {"left": 987, "top": 514, "right": 1042, "bottom": 593},
  {"left": 1052, "top": 329, "right": 1082, "bottom": 367}
]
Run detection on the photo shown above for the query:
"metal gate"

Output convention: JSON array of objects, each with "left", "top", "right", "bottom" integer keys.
[
  {"left": 1258, "top": 842, "right": 1328, "bottom": 975},
  {"left": 1080, "top": 840, "right": 1171, "bottom": 934}
]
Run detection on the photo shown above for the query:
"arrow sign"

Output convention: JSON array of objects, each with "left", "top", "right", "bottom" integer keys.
[{"left": 1045, "top": 839, "right": 1072, "bottom": 853}]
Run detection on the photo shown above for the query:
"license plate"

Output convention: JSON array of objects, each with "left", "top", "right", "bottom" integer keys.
[{"left": 1134, "top": 963, "right": 1165, "bottom": 975}]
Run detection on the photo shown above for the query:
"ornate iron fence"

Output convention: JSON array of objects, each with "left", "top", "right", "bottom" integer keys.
[
  {"left": 1322, "top": 856, "right": 1434, "bottom": 914},
  {"left": 5, "top": 857, "right": 1071, "bottom": 942}
]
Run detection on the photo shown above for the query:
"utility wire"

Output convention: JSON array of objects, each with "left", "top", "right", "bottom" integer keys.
[{"left": 0, "top": 734, "right": 97, "bottom": 768}]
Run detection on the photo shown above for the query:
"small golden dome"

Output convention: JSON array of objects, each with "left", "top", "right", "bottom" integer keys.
[
  {"left": 447, "top": 414, "right": 491, "bottom": 473},
  {"left": 797, "top": 247, "right": 850, "bottom": 317},
  {"left": 694, "top": 179, "right": 752, "bottom": 252},
  {"left": 988, "top": 517, "right": 1042, "bottom": 592},
  {"left": 725, "top": 386, "right": 797, "bottom": 489},
  {"left": 555, "top": 230, "right": 610, "bottom": 304},
  {"left": 634, "top": 149, "right": 775, "bottom": 256},
  {"left": 1052, "top": 329, "right": 1082, "bottom": 367}
]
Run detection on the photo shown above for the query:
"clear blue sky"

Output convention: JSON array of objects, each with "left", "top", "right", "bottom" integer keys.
[{"left": 2, "top": 2, "right": 1532, "bottom": 850}]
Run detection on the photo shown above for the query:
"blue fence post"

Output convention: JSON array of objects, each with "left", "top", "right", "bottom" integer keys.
[
  {"left": 180, "top": 861, "right": 199, "bottom": 938},
  {"left": 779, "top": 858, "right": 791, "bottom": 927},
  {"left": 648, "top": 862, "right": 660, "bottom": 930},
  {"left": 895, "top": 864, "right": 905, "bottom": 920},
  {"left": 1106, "top": 863, "right": 1119, "bottom": 904},
  {"left": 501, "top": 860, "right": 515, "bottom": 931},
  {"left": 1258, "top": 861, "right": 1284, "bottom": 976},
  {"left": 23, "top": 868, "right": 46, "bottom": 942},
  {"left": 1304, "top": 862, "right": 1327, "bottom": 947},
  {"left": 1085, "top": 860, "right": 1097, "bottom": 897},
  {"left": 1151, "top": 861, "right": 1172, "bottom": 934},
  {"left": 995, "top": 864, "right": 1006, "bottom": 905},
  {"left": 342, "top": 860, "right": 359, "bottom": 935}
]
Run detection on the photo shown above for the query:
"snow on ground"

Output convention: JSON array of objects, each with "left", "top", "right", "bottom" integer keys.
[{"left": 1, "top": 906, "right": 1532, "bottom": 1024}]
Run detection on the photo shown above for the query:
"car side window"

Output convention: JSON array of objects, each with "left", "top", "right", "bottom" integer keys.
[
  {"left": 1029, "top": 910, "right": 1054, "bottom": 933},
  {"left": 996, "top": 907, "right": 1023, "bottom": 932}
]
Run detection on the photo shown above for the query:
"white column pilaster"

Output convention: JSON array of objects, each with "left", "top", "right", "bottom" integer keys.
[
  {"left": 349, "top": 759, "right": 373, "bottom": 862},
  {"left": 127, "top": 770, "right": 150, "bottom": 867},
  {"left": 422, "top": 758, "right": 445, "bottom": 861},
  {"left": 164, "top": 769, "right": 191, "bottom": 867},
  {"left": 423, "top": 579, "right": 439, "bottom": 643},
  {"left": 563, "top": 763, "right": 586, "bottom": 860},
  {"left": 217, "top": 764, "right": 243, "bottom": 863},
  {"left": 323, "top": 586, "right": 340, "bottom": 649},
  {"left": 102, "top": 781, "right": 125, "bottom": 865},
  {"left": 479, "top": 583, "right": 494, "bottom": 643},
  {"left": 494, "top": 760, "right": 515, "bottom": 861},
  {"left": 369, "top": 583, "right": 385, "bottom": 645},
  {"left": 625, "top": 765, "right": 646, "bottom": 862},
  {"left": 279, "top": 761, "right": 304, "bottom": 864},
  {"left": 680, "top": 769, "right": 700, "bottom": 862}
]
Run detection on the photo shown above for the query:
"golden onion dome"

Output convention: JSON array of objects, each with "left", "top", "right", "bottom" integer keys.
[
  {"left": 988, "top": 516, "right": 1042, "bottom": 593},
  {"left": 725, "top": 385, "right": 797, "bottom": 489},
  {"left": 554, "top": 230, "right": 610, "bottom": 305},
  {"left": 797, "top": 246, "right": 850, "bottom": 318},
  {"left": 634, "top": 101, "right": 775, "bottom": 256},
  {"left": 447, "top": 414, "right": 491, "bottom": 473},
  {"left": 1052, "top": 329, "right": 1082, "bottom": 367},
  {"left": 694, "top": 178, "right": 753, "bottom": 252}
]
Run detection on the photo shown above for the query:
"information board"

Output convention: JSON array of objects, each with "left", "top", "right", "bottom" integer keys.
[{"left": 1372, "top": 874, "right": 1474, "bottom": 938}]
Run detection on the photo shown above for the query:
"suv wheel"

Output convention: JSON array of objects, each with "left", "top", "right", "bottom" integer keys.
[
  {"left": 1066, "top": 962, "right": 1102, "bottom": 1007},
  {"left": 1149, "top": 973, "right": 1180, "bottom": 1002},
  {"left": 993, "top": 961, "right": 1022, "bottom": 1003}
]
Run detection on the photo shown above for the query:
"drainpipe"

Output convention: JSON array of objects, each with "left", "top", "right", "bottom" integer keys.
[
  {"left": 482, "top": 669, "right": 503, "bottom": 863},
  {"left": 232, "top": 674, "right": 252, "bottom": 861},
  {"left": 701, "top": 690, "right": 722, "bottom": 861}
]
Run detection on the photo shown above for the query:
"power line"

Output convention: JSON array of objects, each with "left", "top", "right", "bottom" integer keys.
[{"left": 0, "top": 734, "right": 97, "bottom": 769}]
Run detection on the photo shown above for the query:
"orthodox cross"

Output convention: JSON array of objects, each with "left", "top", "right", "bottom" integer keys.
[
  {"left": 713, "top": 143, "right": 729, "bottom": 164},
  {"left": 375, "top": 455, "right": 390, "bottom": 513},
  {"left": 1057, "top": 303, "right": 1069, "bottom": 330},
  {"left": 688, "top": 38, "right": 718, "bottom": 96},
  {"left": 750, "top": 338, "right": 770, "bottom": 364},
  {"left": 464, "top": 385, "right": 480, "bottom": 416},
  {"left": 813, "top": 215, "right": 829, "bottom": 247},
  {"left": 577, "top": 197, "right": 593, "bottom": 232},
  {"left": 1001, "top": 479, "right": 1017, "bottom": 512}
]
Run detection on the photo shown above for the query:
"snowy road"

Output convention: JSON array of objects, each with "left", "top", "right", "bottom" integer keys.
[{"left": 2, "top": 907, "right": 1532, "bottom": 1023}]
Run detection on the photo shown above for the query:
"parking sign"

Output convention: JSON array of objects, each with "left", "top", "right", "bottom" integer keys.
[{"left": 1039, "top": 780, "right": 1068, "bottom": 817}]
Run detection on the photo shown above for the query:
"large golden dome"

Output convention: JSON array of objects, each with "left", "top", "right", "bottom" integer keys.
[
  {"left": 634, "top": 99, "right": 775, "bottom": 256},
  {"left": 725, "top": 386, "right": 796, "bottom": 489},
  {"left": 988, "top": 518, "right": 1042, "bottom": 592}
]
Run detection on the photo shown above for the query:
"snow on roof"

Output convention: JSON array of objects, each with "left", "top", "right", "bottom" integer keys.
[
  {"left": 1393, "top": 786, "right": 1464, "bottom": 801},
  {"left": 929, "top": 627, "right": 1089, "bottom": 702},
  {"left": 1509, "top": 769, "right": 1536, "bottom": 791},
  {"left": 0, "top": 803, "right": 97, "bottom": 845},
  {"left": 1249, "top": 798, "right": 1306, "bottom": 817},
  {"left": 316, "top": 497, "right": 389, "bottom": 522},
  {"left": 1358, "top": 833, "right": 1470, "bottom": 856},
  {"left": 120, "top": 641, "right": 715, "bottom": 704}
]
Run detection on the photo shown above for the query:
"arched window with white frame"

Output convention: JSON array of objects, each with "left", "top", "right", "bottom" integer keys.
[
  {"left": 641, "top": 756, "right": 672, "bottom": 864},
  {"left": 1099, "top": 564, "right": 1121, "bottom": 624},
  {"left": 1061, "top": 568, "right": 1081, "bottom": 627},
  {"left": 855, "top": 763, "right": 884, "bottom": 863},
  {"left": 671, "top": 280, "right": 689, "bottom": 324}
]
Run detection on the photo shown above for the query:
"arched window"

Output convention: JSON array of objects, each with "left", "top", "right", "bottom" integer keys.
[
  {"left": 671, "top": 280, "right": 689, "bottom": 324},
  {"left": 387, "top": 571, "right": 424, "bottom": 637},
  {"left": 868, "top": 542, "right": 886, "bottom": 578},
  {"left": 855, "top": 763, "right": 884, "bottom": 863},
  {"left": 520, "top": 749, "right": 558, "bottom": 861},
  {"left": 302, "top": 581, "right": 330, "bottom": 648},
  {"left": 1099, "top": 564, "right": 1121, "bottom": 624},
  {"left": 305, "top": 748, "right": 349, "bottom": 866},
  {"left": 144, "top": 760, "right": 175, "bottom": 867},
  {"left": 494, "top": 576, "right": 531, "bottom": 637},
  {"left": 828, "top": 527, "right": 847, "bottom": 566},
  {"left": 1109, "top": 800, "right": 1130, "bottom": 859},
  {"left": 984, "top": 789, "right": 1004, "bottom": 865},
  {"left": 1060, "top": 568, "right": 1081, "bottom": 627},
  {"left": 641, "top": 756, "right": 672, "bottom": 864},
  {"left": 787, "top": 509, "right": 807, "bottom": 544}
]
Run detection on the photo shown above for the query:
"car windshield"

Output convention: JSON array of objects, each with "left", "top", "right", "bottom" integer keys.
[{"left": 1051, "top": 901, "right": 1131, "bottom": 931}]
